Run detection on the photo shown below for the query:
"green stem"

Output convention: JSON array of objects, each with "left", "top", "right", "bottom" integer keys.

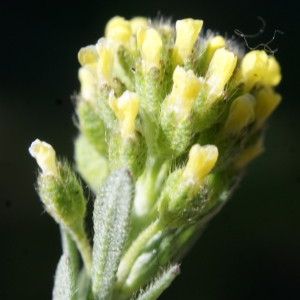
[
  {"left": 60, "top": 226, "right": 79, "bottom": 274},
  {"left": 135, "top": 156, "right": 168, "bottom": 215},
  {"left": 115, "top": 219, "right": 163, "bottom": 294},
  {"left": 130, "top": 157, "right": 168, "bottom": 242},
  {"left": 69, "top": 221, "right": 92, "bottom": 276}
]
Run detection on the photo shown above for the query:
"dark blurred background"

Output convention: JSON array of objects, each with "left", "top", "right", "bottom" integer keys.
[{"left": 1, "top": 0, "right": 299, "bottom": 299}]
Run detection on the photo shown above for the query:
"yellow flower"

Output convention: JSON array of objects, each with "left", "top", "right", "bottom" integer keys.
[
  {"left": 137, "top": 26, "right": 162, "bottom": 71},
  {"left": 255, "top": 87, "right": 281, "bottom": 128},
  {"left": 183, "top": 144, "right": 218, "bottom": 195},
  {"left": 29, "top": 139, "right": 58, "bottom": 176},
  {"left": 206, "top": 35, "right": 226, "bottom": 65},
  {"left": 78, "top": 67, "right": 95, "bottom": 101},
  {"left": 169, "top": 66, "right": 202, "bottom": 120},
  {"left": 261, "top": 56, "right": 282, "bottom": 86},
  {"left": 224, "top": 94, "right": 256, "bottom": 134},
  {"left": 129, "top": 17, "right": 148, "bottom": 34},
  {"left": 96, "top": 38, "right": 115, "bottom": 83},
  {"left": 173, "top": 18, "right": 203, "bottom": 65},
  {"left": 78, "top": 45, "right": 98, "bottom": 73},
  {"left": 239, "top": 50, "right": 269, "bottom": 92},
  {"left": 109, "top": 90, "right": 139, "bottom": 139},
  {"left": 205, "top": 48, "right": 237, "bottom": 104},
  {"left": 105, "top": 16, "right": 132, "bottom": 44}
]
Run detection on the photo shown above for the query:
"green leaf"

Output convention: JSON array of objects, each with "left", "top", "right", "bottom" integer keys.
[
  {"left": 53, "top": 254, "right": 76, "bottom": 300},
  {"left": 92, "top": 168, "right": 135, "bottom": 300},
  {"left": 131, "top": 264, "right": 180, "bottom": 300}
]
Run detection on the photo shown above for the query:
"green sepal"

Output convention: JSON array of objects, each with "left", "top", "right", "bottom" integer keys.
[
  {"left": 158, "top": 108, "right": 193, "bottom": 157},
  {"left": 77, "top": 99, "right": 107, "bottom": 154},
  {"left": 37, "top": 160, "right": 86, "bottom": 227},
  {"left": 109, "top": 131, "right": 147, "bottom": 181},
  {"left": 95, "top": 84, "right": 116, "bottom": 130},
  {"left": 135, "top": 64, "right": 168, "bottom": 147},
  {"left": 115, "top": 45, "right": 135, "bottom": 91},
  {"left": 158, "top": 169, "right": 208, "bottom": 228},
  {"left": 92, "top": 169, "right": 135, "bottom": 300}
]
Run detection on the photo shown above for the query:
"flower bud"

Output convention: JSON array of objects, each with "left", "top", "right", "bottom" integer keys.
[
  {"left": 182, "top": 144, "right": 219, "bottom": 195},
  {"left": 173, "top": 18, "right": 203, "bottom": 65},
  {"left": 206, "top": 36, "right": 226, "bottom": 64},
  {"left": 105, "top": 16, "right": 132, "bottom": 44},
  {"left": 78, "top": 45, "right": 98, "bottom": 73},
  {"left": 29, "top": 139, "right": 58, "bottom": 177},
  {"left": 261, "top": 55, "right": 281, "bottom": 86},
  {"left": 109, "top": 90, "right": 139, "bottom": 139},
  {"left": 78, "top": 67, "right": 95, "bottom": 101},
  {"left": 130, "top": 17, "right": 149, "bottom": 34},
  {"left": 254, "top": 87, "right": 281, "bottom": 128},
  {"left": 137, "top": 27, "right": 162, "bottom": 71},
  {"left": 205, "top": 48, "right": 237, "bottom": 104},
  {"left": 224, "top": 94, "right": 256, "bottom": 134},
  {"left": 158, "top": 144, "right": 218, "bottom": 227},
  {"left": 239, "top": 50, "right": 269, "bottom": 92},
  {"left": 96, "top": 38, "right": 115, "bottom": 84},
  {"left": 169, "top": 66, "right": 202, "bottom": 120},
  {"left": 29, "top": 140, "right": 87, "bottom": 227},
  {"left": 158, "top": 67, "right": 203, "bottom": 156}
]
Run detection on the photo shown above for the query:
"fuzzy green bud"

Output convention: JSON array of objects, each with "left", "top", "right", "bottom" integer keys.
[
  {"left": 158, "top": 67, "right": 202, "bottom": 156},
  {"left": 108, "top": 90, "right": 146, "bottom": 179},
  {"left": 158, "top": 144, "right": 218, "bottom": 227},
  {"left": 29, "top": 140, "right": 86, "bottom": 227}
]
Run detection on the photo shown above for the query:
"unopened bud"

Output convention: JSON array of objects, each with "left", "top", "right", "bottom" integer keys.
[
  {"left": 29, "top": 139, "right": 58, "bottom": 177},
  {"left": 137, "top": 27, "right": 162, "bottom": 71},
  {"left": 205, "top": 48, "right": 237, "bottom": 104},
  {"left": 173, "top": 19, "right": 203, "bottom": 65}
]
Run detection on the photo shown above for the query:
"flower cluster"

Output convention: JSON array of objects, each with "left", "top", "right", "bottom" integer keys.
[{"left": 29, "top": 16, "right": 281, "bottom": 300}]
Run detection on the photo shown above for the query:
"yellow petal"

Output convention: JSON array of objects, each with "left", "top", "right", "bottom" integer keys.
[
  {"left": 137, "top": 26, "right": 162, "bottom": 70},
  {"left": 261, "top": 56, "right": 282, "bottom": 86},
  {"left": 183, "top": 144, "right": 218, "bottom": 192},
  {"left": 224, "top": 94, "right": 256, "bottom": 134},
  {"left": 29, "top": 139, "right": 58, "bottom": 176},
  {"left": 96, "top": 38, "right": 115, "bottom": 83},
  {"left": 105, "top": 16, "right": 132, "bottom": 44},
  {"left": 255, "top": 87, "right": 281, "bottom": 128},
  {"left": 78, "top": 45, "right": 98, "bottom": 67},
  {"left": 240, "top": 50, "right": 269, "bottom": 92},
  {"left": 109, "top": 90, "right": 139, "bottom": 138},
  {"left": 170, "top": 66, "right": 202, "bottom": 119},
  {"left": 206, "top": 35, "right": 226, "bottom": 65},
  {"left": 205, "top": 48, "right": 237, "bottom": 104},
  {"left": 130, "top": 17, "right": 149, "bottom": 34},
  {"left": 173, "top": 19, "right": 203, "bottom": 65},
  {"left": 78, "top": 67, "right": 95, "bottom": 101}
]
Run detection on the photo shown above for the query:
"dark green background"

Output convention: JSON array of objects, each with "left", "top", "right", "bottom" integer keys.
[{"left": 1, "top": 0, "right": 299, "bottom": 299}]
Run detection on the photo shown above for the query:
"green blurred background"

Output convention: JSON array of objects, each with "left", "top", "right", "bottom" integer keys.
[{"left": 1, "top": 0, "right": 299, "bottom": 299}]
